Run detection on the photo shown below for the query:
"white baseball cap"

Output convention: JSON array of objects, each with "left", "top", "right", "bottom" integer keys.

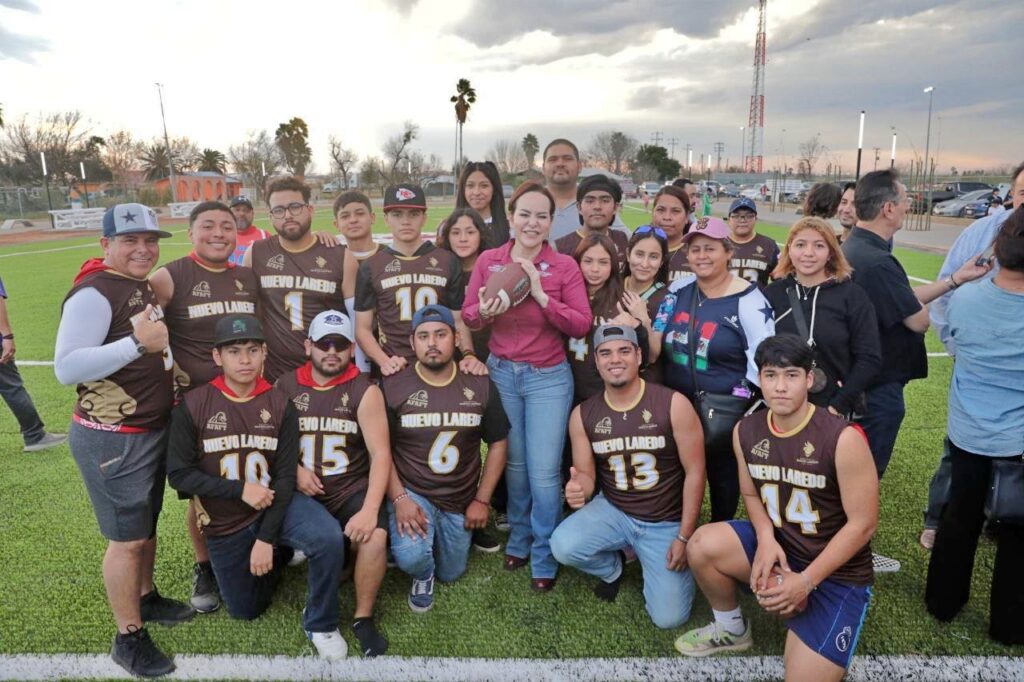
[{"left": 308, "top": 310, "right": 354, "bottom": 343}]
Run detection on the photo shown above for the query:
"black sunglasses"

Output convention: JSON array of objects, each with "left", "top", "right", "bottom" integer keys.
[{"left": 312, "top": 337, "right": 351, "bottom": 352}]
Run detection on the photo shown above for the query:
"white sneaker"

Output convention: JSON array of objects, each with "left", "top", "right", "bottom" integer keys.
[
  {"left": 872, "top": 552, "right": 901, "bottom": 573},
  {"left": 288, "top": 549, "right": 308, "bottom": 567},
  {"left": 307, "top": 629, "right": 348, "bottom": 660}
]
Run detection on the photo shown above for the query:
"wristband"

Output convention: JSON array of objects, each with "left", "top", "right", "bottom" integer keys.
[
  {"left": 392, "top": 493, "right": 410, "bottom": 505},
  {"left": 799, "top": 571, "right": 817, "bottom": 592},
  {"left": 676, "top": 533, "right": 689, "bottom": 544},
  {"left": 463, "top": 349, "right": 477, "bottom": 358},
  {"left": 946, "top": 275, "right": 959, "bottom": 290},
  {"left": 2, "top": 334, "right": 12, "bottom": 340},
  {"left": 473, "top": 497, "right": 490, "bottom": 507}
]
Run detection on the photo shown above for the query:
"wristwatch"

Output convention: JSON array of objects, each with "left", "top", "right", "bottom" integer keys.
[{"left": 129, "top": 333, "right": 146, "bottom": 356}]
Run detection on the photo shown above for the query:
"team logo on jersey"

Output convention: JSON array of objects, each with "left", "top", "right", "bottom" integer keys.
[
  {"left": 266, "top": 254, "right": 286, "bottom": 270},
  {"left": 429, "top": 257, "right": 438, "bottom": 268},
  {"left": 235, "top": 279, "right": 245, "bottom": 291},
  {"left": 594, "top": 416, "right": 613, "bottom": 435},
  {"left": 292, "top": 393, "right": 310, "bottom": 412},
  {"left": 340, "top": 392, "right": 350, "bottom": 408},
  {"left": 756, "top": 245, "right": 764, "bottom": 254},
  {"left": 315, "top": 256, "right": 327, "bottom": 269},
  {"left": 128, "top": 289, "right": 144, "bottom": 308},
  {"left": 385, "top": 259, "right": 402, "bottom": 273},
  {"left": 191, "top": 281, "right": 211, "bottom": 298},
  {"left": 835, "top": 626, "right": 852, "bottom": 652},
  {"left": 463, "top": 387, "right": 475, "bottom": 401},
  {"left": 642, "top": 409, "right": 652, "bottom": 424},
  {"left": 407, "top": 390, "right": 429, "bottom": 408},
  {"left": 797, "top": 440, "right": 818, "bottom": 465},
  {"left": 260, "top": 409, "right": 271, "bottom": 423},
  {"left": 206, "top": 411, "right": 228, "bottom": 431},
  {"left": 751, "top": 438, "right": 771, "bottom": 459}
]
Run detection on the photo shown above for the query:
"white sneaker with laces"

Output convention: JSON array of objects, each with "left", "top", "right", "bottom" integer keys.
[
  {"left": 288, "top": 549, "right": 308, "bottom": 567},
  {"left": 307, "top": 629, "right": 348, "bottom": 660}
]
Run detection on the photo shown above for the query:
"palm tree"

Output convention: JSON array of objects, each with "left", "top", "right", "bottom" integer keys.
[
  {"left": 140, "top": 143, "right": 173, "bottom": 181},
  {"left": 522, "top": 133, "right": 539, "bottom": 169},
  {"left": 196, "top": 148, "right": 227, "bottom": 173},
  {"left": 450, "top": 78, "right": 476, "bottom": 178}
]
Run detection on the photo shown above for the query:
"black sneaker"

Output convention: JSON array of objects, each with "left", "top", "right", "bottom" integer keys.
[
  {"left": 472, "top": 529, "right": 502, "bottom": 553},
  {"left": 140, "top": 588, "right": 195, "bottom": 626},
  {"left": 111, "top": 626, "right": 176, "bottom": 678},
  {"left": 190, "top": 562, "right": 221, "bottom": 613}
]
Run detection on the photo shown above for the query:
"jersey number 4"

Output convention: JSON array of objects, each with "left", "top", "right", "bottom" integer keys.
[
  {"left": 607, "top": 453, "right": 659, "bottom": 491},
  {"left": 760, "top": 484, "right": 820, "bottom": 534},
  {"left": 299, "top": 434, "right": 350, "bottom": 476}
]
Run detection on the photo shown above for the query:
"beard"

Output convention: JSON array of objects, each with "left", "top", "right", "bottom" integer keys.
[
  {"left": 278, "top": 217, "right": 312, "bottom": 241},
  {"left": 419, "top": 352, "right": 451, "bottom": 370},
  {"left": 312, "top": 355, "right": 346, "bottom": 377}
]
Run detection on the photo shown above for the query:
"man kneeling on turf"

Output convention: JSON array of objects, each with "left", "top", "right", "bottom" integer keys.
[
  {"left": 276, "top": 310, "right": 392, "bottom": 656},
  {"left": 550, "top": 324, "right": 705, "bottom": 628},
  {"left": 167, "top": 314, "right": 348, "bottom": 659},
  {"left": 676, "top": 334, "right": 878, "bottom": 680},
  {"left": 383, "top": 304, "right": 509, "bottom": 612}
]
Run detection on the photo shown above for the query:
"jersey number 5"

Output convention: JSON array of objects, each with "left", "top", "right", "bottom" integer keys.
[{"left": 299, "top": 434, "right": 350, "bottom": 476}]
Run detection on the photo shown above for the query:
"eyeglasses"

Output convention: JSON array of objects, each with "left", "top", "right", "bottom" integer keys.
[
  {"left": 633, "top": 225, "right": 667, "bottom": 239},
  {"left": 730, "top": 212, "right": 756, "bottom": 221},
  {"left": 269, "top": 202, "right": 309, "bottom": 219},
  {"left": 313, "top": 338, "right": 351, "bottom": 352}
]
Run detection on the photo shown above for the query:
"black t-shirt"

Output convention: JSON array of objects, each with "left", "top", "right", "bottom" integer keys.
[{"left": 841, "top": 227, "right": 927, "bottom": 384}]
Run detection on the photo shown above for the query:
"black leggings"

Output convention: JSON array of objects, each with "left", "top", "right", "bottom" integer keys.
[{"left": 706, "top": 440, "right": 740, "bottom": 522}]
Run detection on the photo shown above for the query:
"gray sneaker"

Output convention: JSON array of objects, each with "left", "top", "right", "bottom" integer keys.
[
  {"left": 24, "top": 432, "right": 67, "bottom": 452},
  {"left": 190, "top": 563, "right": 221, "bottom": 613},
  {"left": 675, "top": 620, "right": 753, "bottom": 657}
]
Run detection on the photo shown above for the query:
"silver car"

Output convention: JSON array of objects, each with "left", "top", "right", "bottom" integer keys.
[{"left": 932, "top": 189, "right": 995, "bottom": 217}]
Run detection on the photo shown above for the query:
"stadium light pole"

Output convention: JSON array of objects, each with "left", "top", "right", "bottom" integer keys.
[
  {"left": 855, "top": 110, "right": 865, "bottom": 179},
  {"left": 41, "top": 151, "right": 54, "bottom": 228},
  {"left": 80, "top": 161, "right": 90, "bottom": 208},
  {"left": 155, "top": 82, "right": 178, "bottom": 202},
  {"left": 923, "top": 87, "right": 935, "bottom": 218},
  {"left": 890, "top": 128, "right": 897, "bottom": 169},
  {"left": 739, "top": 126, "right": 745, "bottom": 172}
]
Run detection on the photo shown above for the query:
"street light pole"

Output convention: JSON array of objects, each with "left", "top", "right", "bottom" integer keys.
[
  {"left": 739, "top": 126, "right": 745, "bottom": 172},
  {"left": 923, "top": 87, "right": 935, "bottom": 220},
  {"left": 890, "top": 128, "right": 897, "bottom": 169},
  {"left": 80, "top": 161, "right": 90, "bottom": 208},
  {"left": 41, "top": 151, "right": 54, "bottom": 228},
  {"left": 855, "top": 110, "right": 865, "bottom": 179},
  {"left": 155, "top": 82, "right": 178, "bottom": 202}
]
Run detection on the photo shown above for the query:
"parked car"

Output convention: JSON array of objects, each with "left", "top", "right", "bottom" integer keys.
[
  {"left": 912, "top": 181, "right": 994, "bottom": 213},
  {"left": 962, "top": 198, "right": 998, "bottom": 219},
  {"left": 322, "top": 182, "right": 341, "bottom": 194},
  {"left": 642, "top": 181, "right": 661, "bottom": 197},
  {"left": 721, "top": 183, "right": 740, "bottom": 197},
  {"left": 932, "top": 189, "right": 995, "bottom": 217},
  {"left": 620, "top": 179, "right": 638, "bottom": 198}
]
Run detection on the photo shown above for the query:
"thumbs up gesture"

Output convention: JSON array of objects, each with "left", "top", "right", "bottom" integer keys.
[
  {"left": 565, "top": 466, "right": 587, "bottom": 510},
  {"left": 132, "top": 304, "right": 168, "bottom": 353}
]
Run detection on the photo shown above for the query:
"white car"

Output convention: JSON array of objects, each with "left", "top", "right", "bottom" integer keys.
[{"left": 642, "top": 182, "right": 661, "bottom": 197}]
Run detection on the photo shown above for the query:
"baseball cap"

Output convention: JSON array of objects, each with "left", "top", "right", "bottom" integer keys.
[
  {"left": 102, "top": 203, "right": 172, "bottom": 239},
  {"left": 411, "top": 304, "right": 455, "bottom": 331},
  {"left": 229, "top": 195, "right": 253, "bottom": 209},
  {"left": 728, "top": 197, "right": 758, "bottom": 216},
  {"left": 214, "top": 314, "right": 265, "bottom": 347},
  {"left": 682, "top": 216, "right": 732, "bottom": 244},
  {"left": 308, "top": 309, "right": 354, "bottom": 343},
  {"left": 593, "top": 323, "right": 639, "bottom": 349},
  {"left": 383, "top": 183, "right": 427, "bottom": 212}
]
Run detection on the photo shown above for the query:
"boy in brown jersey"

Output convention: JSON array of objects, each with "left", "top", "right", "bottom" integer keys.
[
  {"left": 276, "top": 310, "right": 392, "bottom": 657},
  {"left": 336, "top": 191, "right": 379, "bottom": 374},
  {"left": 166, "top": 314, "right": 349, "bottom": 660},
  {"left": 726, "top": 197, "right": 779, "bottom": 288},
  {"left": 676, "top": 335, "right": 878, "bottom": 680},
  {"left": 151, "top": 201, "right": 260, "bottom": 614},
  {"left": 555, "top": 174, "right": 629, "bottom": 271},
  {"left": 354, "top": 183, "right": 483, "bottom": 378},
  {"left": 550, "top": 324, "right": 705, "bottom": 628},
  {"left": 383, "top": 305, "right": 509, "bottom": 612},
  {"left": 242, "top": 176, "right": 346, "bottom": 382}
]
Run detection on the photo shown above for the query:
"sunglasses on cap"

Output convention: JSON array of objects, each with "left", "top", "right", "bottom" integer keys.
[
  {"left": 312, "top": 337, "right": 351, "bottom": 352},
  {"left": 633, "top": 225, "right": 667, "bottom": 239}
]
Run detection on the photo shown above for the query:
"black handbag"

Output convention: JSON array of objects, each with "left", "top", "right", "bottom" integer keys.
[
  {"left": 984, "top": 456, "right": 1024, "bottom": 525},
  {"left": 686, "top": 286, "right": 752, "bottom": 452}
]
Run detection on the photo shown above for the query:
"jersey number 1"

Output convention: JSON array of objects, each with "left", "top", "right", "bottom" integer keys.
[
  {"left": 760, "top": 484, "right": 820, "bottom": 534},
  {"left": 396, "top": 287, "right": 438, "bottom": 321}
]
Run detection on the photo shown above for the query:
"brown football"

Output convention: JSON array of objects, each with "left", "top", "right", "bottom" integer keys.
[{"left": 482, "top": 262, "right": 532, "bottom": 309}]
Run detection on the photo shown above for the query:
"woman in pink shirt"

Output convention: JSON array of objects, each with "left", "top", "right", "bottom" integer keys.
[{"left": 463, "top": 181, "right": 591, "bottom": 590}]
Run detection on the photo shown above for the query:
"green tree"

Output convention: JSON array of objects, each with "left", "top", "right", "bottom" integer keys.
[
  {"left": 450, "top": 78, "right": 476, "bottom": 177},
  {"left": 522, "top": 133, "right": 539, "bottom": 169},
  {"left": 196, "top": 148, "right": 227, "bottom": 173},
  {"left": 140, "top": 143, "right": 172, "bottom": 181},
  {"left": 634, "top": 144, "right": 681, "bottom": 182},
  {"left": 275, "top": 117, "right": 312, "bottom": 177}
]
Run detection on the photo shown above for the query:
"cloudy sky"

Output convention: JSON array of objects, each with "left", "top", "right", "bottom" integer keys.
[{"left": 2, "top": 0, "right": 1019, "bottom": 175}]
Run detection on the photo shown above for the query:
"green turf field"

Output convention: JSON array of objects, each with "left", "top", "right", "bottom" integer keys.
[{"left": 0, "top": 202, "right": 1019, "bottom": 666}]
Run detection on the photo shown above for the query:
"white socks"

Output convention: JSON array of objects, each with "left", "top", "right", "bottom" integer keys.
[{"left": 712, "top": 606, "right": 746, "bottom": 636}]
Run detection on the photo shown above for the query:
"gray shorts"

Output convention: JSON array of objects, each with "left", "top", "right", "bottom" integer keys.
[{"left": 69, "top": 421, "right": 168, "bottom": 542}]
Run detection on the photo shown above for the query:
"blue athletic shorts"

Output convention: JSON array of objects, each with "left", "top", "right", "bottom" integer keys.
[{"left": 727, "top": 520, "right": 872, "bottom": 670}]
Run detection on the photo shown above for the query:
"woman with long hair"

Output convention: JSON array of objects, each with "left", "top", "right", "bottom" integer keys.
[
  {"left": 652, "top": 186, "right": 694, "bottom": 285},
  {"left": 621, "top": 225, "right": 670, "bottom": 384},
  {"left": 456, "top": 161, "right": 511, "bottom": 245},
  {"left": 764, "top": 217, "right": 881, "bottom": 417},
  {"left": 462, "top": 181, "right": 591, "bottom": 591}
]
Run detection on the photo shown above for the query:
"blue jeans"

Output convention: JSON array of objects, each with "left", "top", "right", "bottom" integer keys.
[
  {"left": 486, "top": 355, "right": 573, "bottom": 579},
  {"left": 387, "top": 489, "right": 471, "bottom": 582},
  {"left": 205, "top": 494, "right": 344, "bottom": 632},
  {"left": 550, "top": 495, "right": 696, "bottom": 628},
  {"left": 0, "top": 360, "right": 46, "bottom": 445},
  {"left": 855, "top": 381, "right": 906, "bottom": 478}
]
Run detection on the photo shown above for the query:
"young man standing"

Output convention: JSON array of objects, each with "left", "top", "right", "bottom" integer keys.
[
  {"left": 166, "top": 314, "right": 348, "bottom": 660},
  {"left": 544, "top": 139, "right": 627, "bottom": 240},
  {"left": 554, "top": 174, "right": 629, "bottom": 269},
  {"left": 336, "top": 190, "right": 380, "bottom": 374},
  {"left": 354, "top": 183, "right": 482, "bottom": 377},
  {"left": 835, "top": 183, "right": 857, "bottom": 243},
  {"left": 243, "top": 177, "right": 346, "bottom": 382},
  {"left": 550, "top": 324, "right": 705, "bottom": 628},
  {"left": 383, "top": 305, "right": 509, "bottom": 612},
  {"left": 725, "top": 197, "right": 779, "bottom": 289},
  {"left": 55, "top": 204, "right": 192, "bottom": 678},
  {"left": 676, "top": 335, "right": 878, "bottom": 682},
  {"left": 228, "top": 195, "right": 268, "bottom": 265},
  {"left": 276, "top": 310, "right": 392, "bottom": 656},
  {"left": 150, "top": 200, "right": 260, "bottom": 614}
]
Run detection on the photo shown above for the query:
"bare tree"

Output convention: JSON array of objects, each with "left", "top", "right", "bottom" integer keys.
[
  {"left": 2, "top": 110, "right": 91, "bottom": 181},
  {"left": 798, "top": 134, "right": 823, "bottom": 179},
  {"left": 379, "top": 121, "right": 419, "bottom": 185},
  {"left": 587, "top": 131, "right": 638, "bottom": 175},
  {"left": 103, "top": 130, "right": 142, "bottom": 191},
  {"left": 359, "top": 156, "right": 384, "bottom": 194},
  {"left": 485, "top": 139, "right": 528, "bottom": 176},
  {"left": 228, "top": 130, "right": 284, "bottom": 202},
  {"left": 327, "top": 136, "right": 359, "bottom": 190}
]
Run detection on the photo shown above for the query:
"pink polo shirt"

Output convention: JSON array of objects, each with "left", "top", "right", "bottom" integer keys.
[{"left": 463, "top": 240, "right": 592, "bottom": 367}]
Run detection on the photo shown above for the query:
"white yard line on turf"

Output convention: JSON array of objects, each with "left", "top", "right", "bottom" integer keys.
[
  {"left": 0, "top": 654, "right": 1021, "bottom": 682},
  {"left": 0, "top": 228, "right": 191, "bottom": 259}
]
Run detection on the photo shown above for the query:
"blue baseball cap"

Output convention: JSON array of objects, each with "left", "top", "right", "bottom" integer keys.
[
  {"left": 411, "top": 304, "right": 455, "bottom": 331},
  {"left": 102, "top": 203, "right": 172, "bottom": 238},
  {"left": 728, "top": 197, "right": 758, "bottom": 216}
]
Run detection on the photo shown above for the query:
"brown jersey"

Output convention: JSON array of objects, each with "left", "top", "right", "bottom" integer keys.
[
  {"left": 249, "top": 238, "right": 346, "bottom": 382},
  {"left": 738, "top": 405, "right": 872, "bottom": 585},
  {"left": 637, "top": 283, "right": 669, "bottom": 386},
  {"left": 730, "top": 234, "right": 779, "bottom": 289},
  {"left": 64, "top": 270, "right": 173, "bottom": 431},
  {"left": 276, "top": 367, "right": 373, "bottom": 516},
  {"left": 355, "top": 242, "right": 463, "bottom": 360},
  {"left": 555, "top": 229, "right": 629, "bottom": 271},
  {"left": 566, "top": 298, "right": 618, "bottom": 404},
  {"left": 580, "top": 381, "right": 684, "bottom": 522},
  {"left": 163, "top": 256, "right": 259, "bottom": 396},
  {"left": 183, "top": 382, "right": 291, "bottom": 537},
  {"left": 666, "top": 244, "right": 692, "bottom": 285},
  {"left": 383, "top": 363, "right": 508, "bottom": 512}
]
